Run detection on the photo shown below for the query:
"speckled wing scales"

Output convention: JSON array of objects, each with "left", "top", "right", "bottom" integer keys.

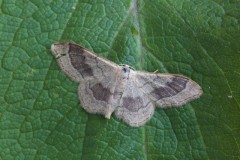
[
  {"left": 134, "top": 72, "right": 203, "bottom": 107},
  {"left": 51, "top": 42, "right": 118, "bottom": 82},
  {"left": 114, "top": 79, "right": 154, "bottom": 127},
  {"left": 78, "top": 75, "right": 120, "bottom": 118},
  {"left": 51, "top": 42, "right": 121, "bottom": 118}
]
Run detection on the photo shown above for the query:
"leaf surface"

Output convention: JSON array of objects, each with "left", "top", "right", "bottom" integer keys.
[{"left": 0, "top": 0, "right": 239, "bottom": 159}]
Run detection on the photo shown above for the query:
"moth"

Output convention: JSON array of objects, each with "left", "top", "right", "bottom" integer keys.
[{"left": 51, "top": 42, "right": 203, "bottom": 127}]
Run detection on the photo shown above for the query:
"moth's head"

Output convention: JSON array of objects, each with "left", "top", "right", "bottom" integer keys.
[{"left": 121, "top": 65, "right": 131, "bottom": 79}]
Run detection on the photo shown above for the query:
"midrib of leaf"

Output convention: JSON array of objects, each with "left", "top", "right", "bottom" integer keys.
[
  {"left": 132, "top": 0, "right": 142, "bottom": 67},
  {"left": 131, "top": 0, "right": 148, "bottom": 159},
  {"left": 133, "top": 0, "right": 168, "bottom": 73}
]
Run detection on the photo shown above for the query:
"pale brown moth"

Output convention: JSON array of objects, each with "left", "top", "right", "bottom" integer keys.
[{"left": 51, "top": 42, "right": 203, "bottom": 127}]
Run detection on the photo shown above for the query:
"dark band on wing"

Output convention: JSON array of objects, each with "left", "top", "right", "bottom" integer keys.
[
  {"left": 90, "top": 83, "right": 112, "bottom": 102},
  {"left": 151, "top": 76, "right": 188, "bottom": 99},
  {"left": 122, "top": 96, "right": 145, "bottom": 112},
  {"left": 68, "top": 44, "right": 93, "bottom": 77}
]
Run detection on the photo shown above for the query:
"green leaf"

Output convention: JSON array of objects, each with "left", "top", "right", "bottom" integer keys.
[{"left": 0, "top": 0, "right": 239, "bottom": 159}]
